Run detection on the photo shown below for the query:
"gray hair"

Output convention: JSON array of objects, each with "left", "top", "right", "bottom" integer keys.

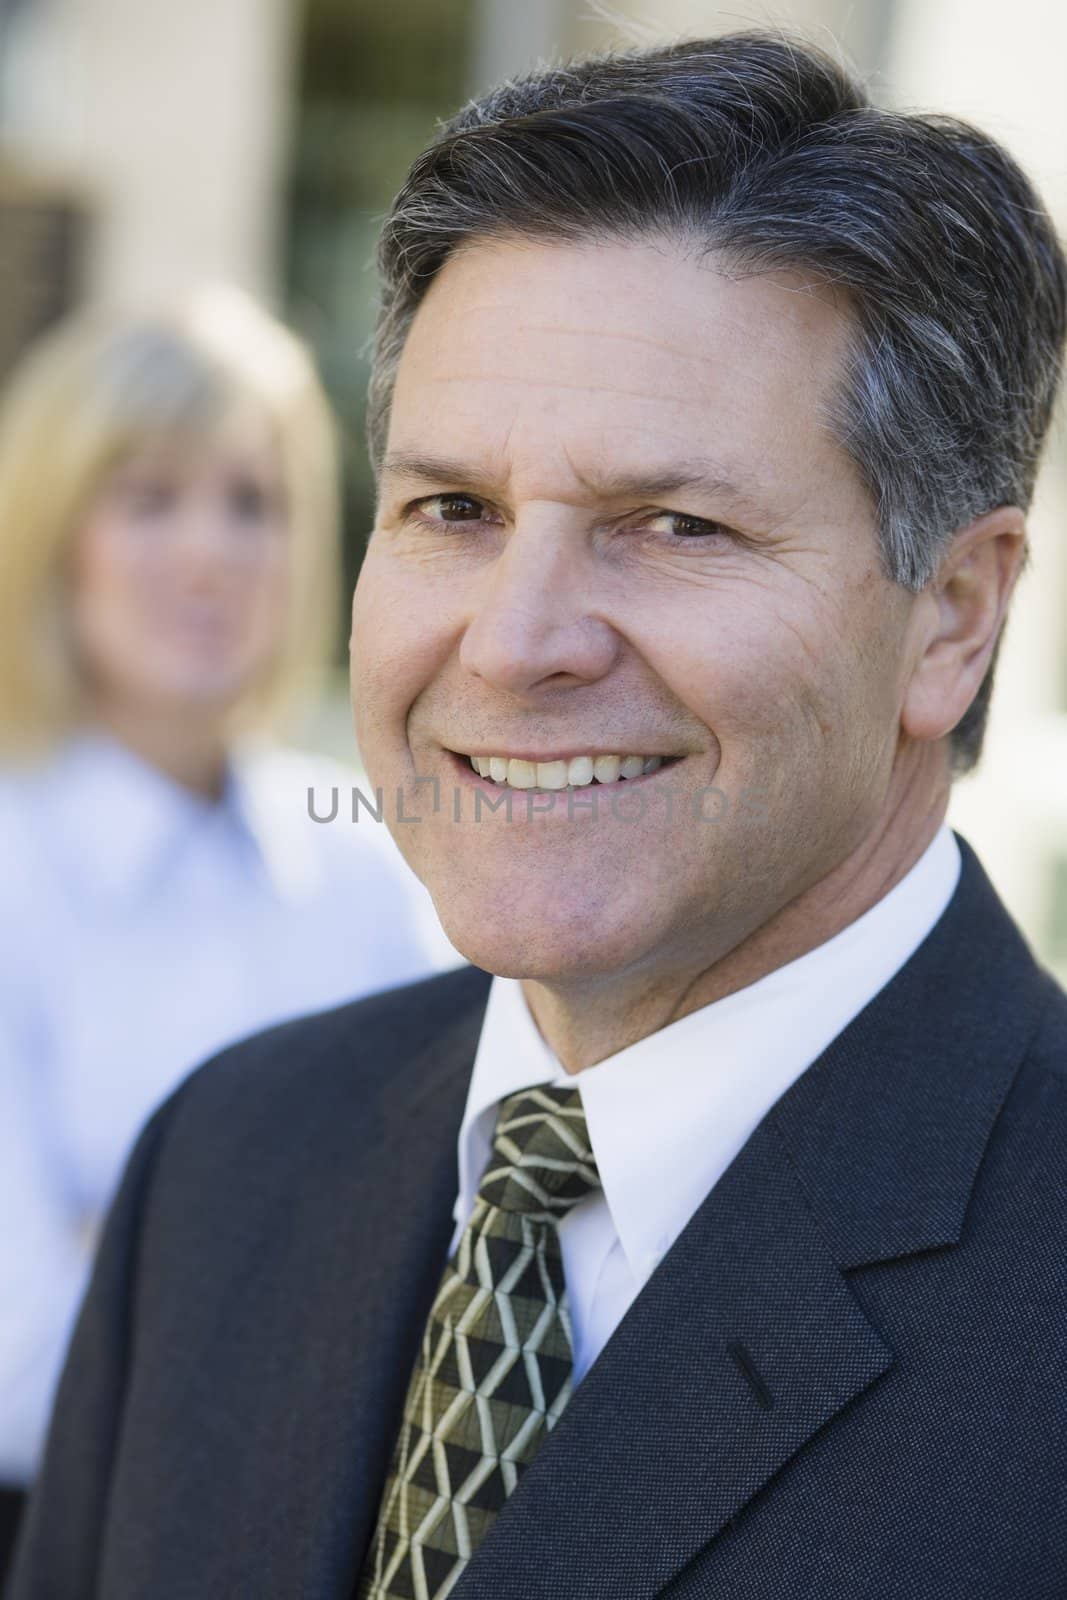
[{"left": 367, "top": 30, "right": 1067, "bottom": 773}]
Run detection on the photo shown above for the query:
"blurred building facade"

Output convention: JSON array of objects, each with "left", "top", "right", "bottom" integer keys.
[{"left": 1, "top": 0, "right": 1064, "bottom": 977}]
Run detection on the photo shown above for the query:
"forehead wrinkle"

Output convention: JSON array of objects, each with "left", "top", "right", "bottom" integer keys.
[
  {"left": 423, "top": 374, "right": 717, "bottom": 405},
  {"left": 561, "top": 448, "right": 774, "bottom": 521},
  {"left": 380, "top": 442, "right": 776, "bottom": 522},
  {"left": 511, "top": 320, "right": 716, "bottom": 370}
]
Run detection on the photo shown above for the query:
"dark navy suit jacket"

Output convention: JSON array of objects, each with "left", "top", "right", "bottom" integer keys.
[{"left": 7, "top": 836, "right": 1067, "bottom": 1598}]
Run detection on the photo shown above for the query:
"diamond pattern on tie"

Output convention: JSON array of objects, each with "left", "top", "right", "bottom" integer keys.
[{"left": 356, "top": 1084, "right": 601, "bottom": 1600}]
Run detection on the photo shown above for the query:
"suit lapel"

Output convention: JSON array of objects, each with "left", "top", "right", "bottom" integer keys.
[
  {"left": 450, "top": 1102, "right": 892, "bottom": 1599},
  {"left": 267, "top": 969, "right": 492, "bottom": 1595},
  {"left": 452, "top": 838, "right": 1050, "bottom": 1598}
]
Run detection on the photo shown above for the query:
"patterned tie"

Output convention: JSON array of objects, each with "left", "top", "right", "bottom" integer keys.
[{"left": 356, "top": 1083, "right": 601, "bottom": 1600}]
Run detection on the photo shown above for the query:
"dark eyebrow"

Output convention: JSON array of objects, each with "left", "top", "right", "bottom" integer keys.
[{"left": 379, "top": 450, "right": 772, "bottom": 519}]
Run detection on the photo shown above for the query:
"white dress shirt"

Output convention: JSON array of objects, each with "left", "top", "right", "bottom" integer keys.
[
  {"left": 0, "top": 729, "right": 460, "bottom": 1483},
  {"left": 450, "top": 825, "right": 961, "bottom": 1387}
]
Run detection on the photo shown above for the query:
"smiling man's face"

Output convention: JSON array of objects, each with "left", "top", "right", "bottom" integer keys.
[{"left": 351, "top": 235, "right": 926, "bottom": 987}]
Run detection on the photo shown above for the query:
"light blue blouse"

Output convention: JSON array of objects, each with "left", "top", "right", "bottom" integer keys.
[{"left": 0, "top": 729, "right": 460, "bottom": 1482}]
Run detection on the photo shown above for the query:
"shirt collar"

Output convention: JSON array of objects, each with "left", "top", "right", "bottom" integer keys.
[
  {"left": 453, "top": 825, "right": 962, "bottom": 1285},
  {"left": 37, "top": 729, "right": 277, "bottom": 903}
]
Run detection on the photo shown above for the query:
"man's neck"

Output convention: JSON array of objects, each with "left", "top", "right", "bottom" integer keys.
[{"left": 521, "top": 767, "right": 951, "bottom": 1073}]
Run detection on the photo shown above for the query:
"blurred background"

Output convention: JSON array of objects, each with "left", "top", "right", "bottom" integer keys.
[{"left": 0, "top": 0, "right": 1065, "bottom": 980}]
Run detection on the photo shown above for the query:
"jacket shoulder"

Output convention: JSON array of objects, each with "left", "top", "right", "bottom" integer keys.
[
  {"left": 1033, "top": 968, "right": 1067, "bottom": 1075},
  {"left": 979, "top": 968, "right": 1067, "bottom": 1222},
  {"left": 1010, "top": 966, "right": 1067, "bottom": 1096},
  {"left": 155, "top": 963, "right": 492, "bottom": 1156}
]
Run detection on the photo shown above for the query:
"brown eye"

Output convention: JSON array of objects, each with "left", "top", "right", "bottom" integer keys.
[
  {"left": 434, "top": 494, "right": 486, "bottom": 522},
  {"left": 409, "top": 493, "right": 490, "bottom": 528},
  {"left": 632, "top": 508, "right": 734, "bottom": 544},
  {"left": 660, "top": 512, "right": 727, "bottom": 539}
]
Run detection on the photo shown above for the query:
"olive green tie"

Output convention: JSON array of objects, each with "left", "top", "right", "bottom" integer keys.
[{"left": 356, "top": 1083, "right": 601, "bottom": 1600}]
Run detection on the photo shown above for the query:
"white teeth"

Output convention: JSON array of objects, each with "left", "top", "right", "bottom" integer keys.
[
  {"left": 593, "top": 755, "right": 621, "bottom": 784},
  {"left": 467, "top": 752, "right": 670, "bottom": 788},
  {"left": 536, "top": 760, "right": 569, "bottom": 790},
  {"left": 507, "top": 758, "right": 537, "bottom": 789}
]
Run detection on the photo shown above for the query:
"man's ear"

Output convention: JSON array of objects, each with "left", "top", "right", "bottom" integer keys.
[{"left": 901, "top": 506, "right": 1027, "bottom": 745}]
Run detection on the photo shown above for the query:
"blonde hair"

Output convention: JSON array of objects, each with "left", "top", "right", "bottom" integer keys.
[{"left": 0, "top": 285, "right": 341, "bottom": 755}]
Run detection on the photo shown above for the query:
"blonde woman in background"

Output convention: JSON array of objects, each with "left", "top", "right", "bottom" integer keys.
[{"left": 0, "top": 288, "right": 456, "bottom": 1566}]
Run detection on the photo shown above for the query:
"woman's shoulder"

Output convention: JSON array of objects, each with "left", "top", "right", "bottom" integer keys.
[
  {"left": 231, "top": 740, "right": 377, "bottom": 846},
  {"left": 0, "top": 751, "right": 67, "bottom": 975},
  {"left": 232, "top": 741, "right": 460, "bottom": 968},
  {"left": 236, "top": 741, "right": 363, "bottom": 802},
  {"left": 0, "top": 750, "right": 59, "bottom": 879},
  {"left": 0, "top": 744, "right": 60, "bottom": 801},
  {"left": 230, "top": 740, "right": 425, "bottom": 890}
]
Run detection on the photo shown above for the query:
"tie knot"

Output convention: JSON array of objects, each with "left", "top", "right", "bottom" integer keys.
[{"left": 478, "top": 1085, "right": 600, "bottom": 1220}]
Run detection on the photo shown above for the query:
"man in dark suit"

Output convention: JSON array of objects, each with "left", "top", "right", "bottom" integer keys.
[{"left": 9, "top": 30, "right": 1067, "bottom": 1600}]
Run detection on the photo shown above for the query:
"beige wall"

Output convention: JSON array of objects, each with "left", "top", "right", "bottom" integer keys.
[
  {"left": 565, "top": 0, "right": 893, "bottom": 67},
  {"left": 1, "top": 0, "right": 295, "bottom": 309}
]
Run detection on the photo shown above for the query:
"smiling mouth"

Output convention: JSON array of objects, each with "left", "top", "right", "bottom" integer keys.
[{"left": 449, "top": 751, "right": 682, "bottom": 790}]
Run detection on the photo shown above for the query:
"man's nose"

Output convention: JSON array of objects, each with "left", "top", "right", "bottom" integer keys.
[{"left": 457, "top": 524, "right": 618, "bottom": 697}]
